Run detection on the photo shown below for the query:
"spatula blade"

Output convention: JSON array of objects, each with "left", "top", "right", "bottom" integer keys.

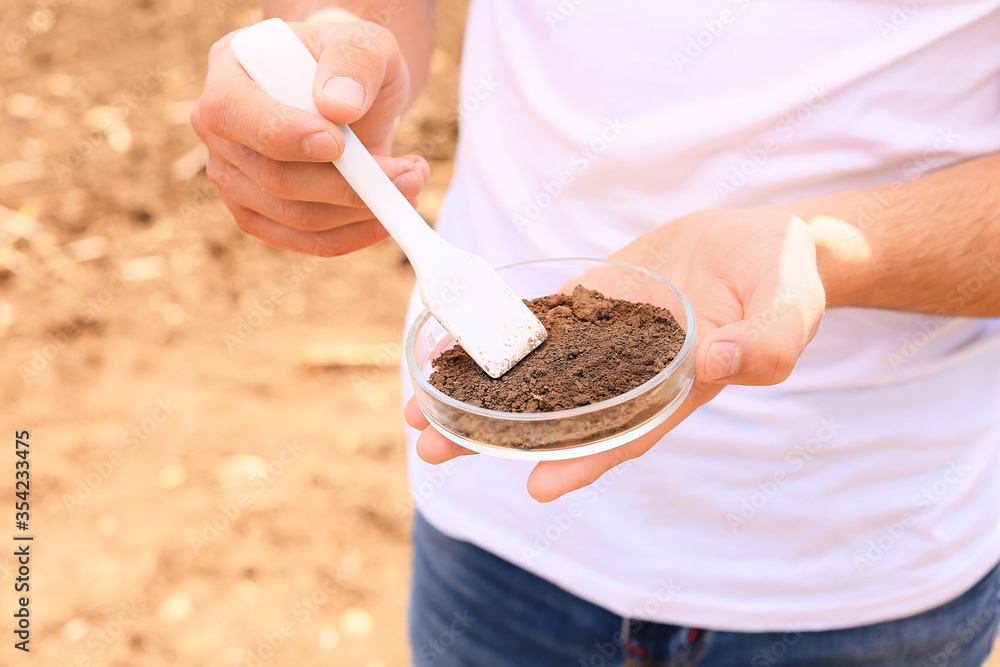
[{"left": 420, "top": 252, "right": 547, "bottom": 378}]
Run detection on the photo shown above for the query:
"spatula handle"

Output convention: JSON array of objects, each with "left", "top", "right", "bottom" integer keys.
[{"left": 230, "top": 18, "right": 439, "bottom": 262}]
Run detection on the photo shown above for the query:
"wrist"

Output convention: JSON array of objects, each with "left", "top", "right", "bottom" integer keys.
[
  {"left": 304, "top": 8, "right": 361, "bottom": 24},
  {"left": 266, "top": 0, "right": 360, "bottom": 23},
  {"left": 806, "top": 215, "right": 868, "bottom": 309},
  {"left": 762, "top": 203, "right": 869, "bottom": 309}
]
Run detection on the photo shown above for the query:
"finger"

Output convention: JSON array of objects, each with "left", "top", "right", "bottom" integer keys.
[
  {"left": 226, "top": 202, "right": 389, "bottom": 257},
  {"left": 216, "top": 156, "right": 409, "bottom": 231},
  {"left": 194, "top": 104, "right": 429, "bottom": 209},
  {"left": 226, "top": 143, "right": 427, "bottom": 206},
  {"left": 404, "top": 396, "right": 429, "bottom": 429},
  {"left": 415, "top": 427, "right": 477, "bottom": 464},
  {"left": 310, "top": 20, "right": 408, "bottom": 144},
  {"left": 199, "top": 33, "right": 346, "bottom": 162},
  {"left": 526, "top": 382, "right": 722, "bottom": 502},
  {"left": 696, "top": 216, "right": 826, "bottom": 386}
]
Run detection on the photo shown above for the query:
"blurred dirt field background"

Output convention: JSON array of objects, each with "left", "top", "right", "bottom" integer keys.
[
  {"left": 0, "top": 0, "right": 467, "bottom": 664},
  {"left": 2, "top": 1, "right": 999, "bottom": 666}
]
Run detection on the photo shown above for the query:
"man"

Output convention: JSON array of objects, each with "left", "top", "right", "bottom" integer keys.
[{"left": 194, "top": 1, "right": 1000, "bottom": 664}]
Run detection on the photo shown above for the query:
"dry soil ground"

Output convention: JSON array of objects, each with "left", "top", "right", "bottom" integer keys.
[
  {"left": 1, "top": 1, "right": 998, "bottom": 666},
  {"left": 0, "top": 0, "right": 464, "bottom": 665}
]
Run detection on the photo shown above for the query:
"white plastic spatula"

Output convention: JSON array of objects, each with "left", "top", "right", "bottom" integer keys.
[{"left": 231, "top": 18, "right": 546, "bottom": 378}]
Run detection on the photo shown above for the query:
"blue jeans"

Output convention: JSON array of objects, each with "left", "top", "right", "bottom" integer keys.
[{"left": 410, "top": 513, "right": 1000, "bottom": 667}]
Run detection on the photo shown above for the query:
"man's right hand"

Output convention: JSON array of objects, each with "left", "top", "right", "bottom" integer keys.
[{"left": 192, "top": 18, "right": 429, "bottom": 256}]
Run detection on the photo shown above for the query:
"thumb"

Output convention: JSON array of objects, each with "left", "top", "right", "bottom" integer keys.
[
  {"left": 309, "top": 20, "right": 409, "bottom": 152},
  {"left": 697, "top": 325, "right": 800, "bottom": 386},
  {"left": 696, "top": 219, "right": 825, "bottom": 386},
  {"left": 697, "top": 292, "right": 823, "bottom": 385}
]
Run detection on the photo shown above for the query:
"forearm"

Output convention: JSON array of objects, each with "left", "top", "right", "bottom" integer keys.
[
  {"left": 265, "top": 0, "right": 435, "bottom": 107},
  {"left": 778, "top": 153, "right": 1000, "bottom": 316}
]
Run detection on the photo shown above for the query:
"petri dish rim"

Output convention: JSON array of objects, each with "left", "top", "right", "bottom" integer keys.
[{"left": 404, "top": 256, "right": 698, "bottom": 424}]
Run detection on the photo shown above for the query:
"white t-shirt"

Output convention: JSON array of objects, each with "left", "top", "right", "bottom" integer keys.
[{"left": 403, "top": 0, "right": 1000, "bottom": 631}]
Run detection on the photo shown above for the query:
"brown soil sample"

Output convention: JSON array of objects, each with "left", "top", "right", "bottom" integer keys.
[{"left": 429, "top": 285, "right": 686, "bottom": 413}]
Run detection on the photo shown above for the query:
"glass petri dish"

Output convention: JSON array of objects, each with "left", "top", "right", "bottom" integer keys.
[{"left": 405, "top": 258, "right": 696, "bottom": 461}]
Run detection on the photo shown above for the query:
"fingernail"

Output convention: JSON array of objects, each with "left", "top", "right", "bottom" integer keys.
[
  {"left": 393, "top": 169, "right": 423, "bottom": 194},
  {"left": 706, "top": 341, "right": 740, "bottom": 381},
  {"left": 321, "top": 76, "right": 366, "bottom": 110},
  {"left": 303, "top": 131, "right": 339, "bottom": 159},
  {"left": 407, "top": 155, "right": 431, "bottom": 183}
]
